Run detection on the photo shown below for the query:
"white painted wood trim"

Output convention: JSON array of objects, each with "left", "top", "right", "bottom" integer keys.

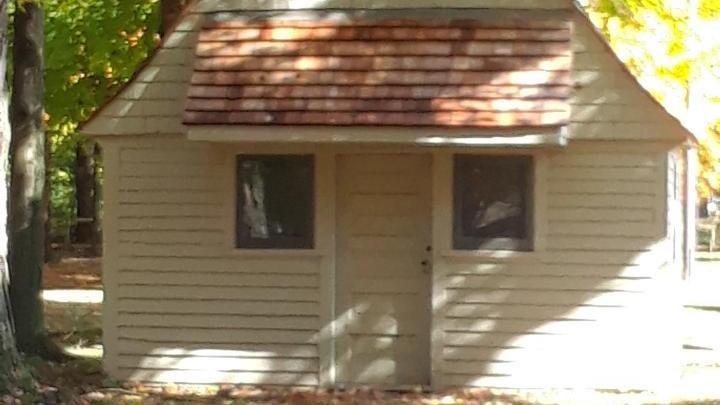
[
  {"left": 316, "top": 151, "right": 336, "bottom": 387},
  {"left": 220, "top": 145, "right": 238, "bottom": 252},
  {"left": 656, "top": 150, "right": 670, "bottom": 239},
  {"left": 187, "top": 126, "right": 567, "bottom": 148},
  {"left": 533, "top": 153, "right": 549, "bottom": 255},
  {"left": 435, "top": 149, "right": 546, "bottom": 260},
  {"left": 219, "top": 145, "right": 327, "bottom": 256},
  {"left": 100, "top": 142, "right": 121, "bottom": 376},
  {"left": 333, "top": 155, "right": 351, "bottom": 386},
  {"left": 430, "top": 151, "right": 451, "bottom": 389},
  {"left": 684, "top": 143, "right": 697, "bottom": 278},
  {"left": 440, "top": 250, "right": 540, "bottom": 262}
]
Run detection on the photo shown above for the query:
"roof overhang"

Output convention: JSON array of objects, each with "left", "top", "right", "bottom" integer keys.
[{"left": 187, "top": 125, "right": 567, "bottom": 147}]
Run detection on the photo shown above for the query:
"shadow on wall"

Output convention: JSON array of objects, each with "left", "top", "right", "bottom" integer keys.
[
  {"left": 111, "top": 2, "right": 680, "bottom": 391},
  {"left": 120, "top": 246, "right": 679, "bottom": 388},
  {"left": 435, "top": 248, "right": 679, "bottom": 389}
]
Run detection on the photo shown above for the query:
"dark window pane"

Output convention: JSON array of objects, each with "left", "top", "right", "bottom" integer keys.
[
  {"left": 236, "top": 155, "right": 314, "bottom": 249},
  {"left": 453, "top": 155, "right": 532, "bottom": 251}
]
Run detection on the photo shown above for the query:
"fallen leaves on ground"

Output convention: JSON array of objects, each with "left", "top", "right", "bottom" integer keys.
[
  {"left": 20, "top": 358, "right": 529, "bottom": 404},
  {"left": 43, "top": 257, "right": 102, "bottom": 290}
]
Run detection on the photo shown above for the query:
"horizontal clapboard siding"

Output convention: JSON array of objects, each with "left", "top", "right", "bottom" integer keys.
[
  {"left": 106, "top": 138, "right": 321, "bottom": 386},
  {"left": 569, "top": 16, "right": 687, "bottom": 141},
  {"left": 440, "top": 150, "right": 676, "bottom": 389}
]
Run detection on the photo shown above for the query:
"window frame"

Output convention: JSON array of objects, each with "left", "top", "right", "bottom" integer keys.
[
  {"left": 452, "top": 154, "right": 534, "bottom": 252},
  {"left": 235, "top": 154, "right": 315, "bottom": 250}
]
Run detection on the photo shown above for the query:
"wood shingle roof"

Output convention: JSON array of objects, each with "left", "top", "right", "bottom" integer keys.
[{"left": 184, "top": 17, "right": 573, "bottom": 128}]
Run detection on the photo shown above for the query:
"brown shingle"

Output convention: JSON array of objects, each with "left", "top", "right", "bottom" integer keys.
[
  {"left": 199, "top": 27, "right": 571, "bottom": 43},
  {"left": 194, "top": 55, "right": 571, "bottom": 72},
  {"left": 185, "top": 17, "right": 573, "bottom": 128}
]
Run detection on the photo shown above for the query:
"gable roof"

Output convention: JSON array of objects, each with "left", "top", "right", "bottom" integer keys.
[{"left": 80, "top": 0, "right": 694, "bottom": 143}]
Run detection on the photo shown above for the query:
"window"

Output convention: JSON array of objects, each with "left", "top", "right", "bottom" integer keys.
[
  {"left": 236, "top": 155, "right": 314, "bottom": 249},
  {"left": 453, "top": 155, "right": 533, "bottom": 251}
]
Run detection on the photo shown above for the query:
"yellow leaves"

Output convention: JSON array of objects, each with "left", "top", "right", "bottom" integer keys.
[
  {"left": 121, "top": 27, "right": 147, "bottom": 48},
  {"left": 67, "top": 72, "right": 85, "bottom": 84},
  {"left": 698, "top": 129, "right": 720, "bottom": 197},
  {"left": 588, "top": 0, "right": 720, "bottom": 197},
  {"left": 699, "top": 0, "right": 720, "bottom": 19}
]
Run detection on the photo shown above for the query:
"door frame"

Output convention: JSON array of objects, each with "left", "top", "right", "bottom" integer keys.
[{"left": 332, "top": 151, "right": 435, "bottom": 389}]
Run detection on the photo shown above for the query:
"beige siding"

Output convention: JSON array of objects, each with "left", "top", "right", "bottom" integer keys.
[
  {"left": 435, "top": 145, "right": 682, "bottom": 390},
  {"left": 101, "top": 137, "right": 684, "bottom": 389},
  {"left": 102, "top": 136, "right": 322, "bottom": 386},
  {"left": 569, "top": 12, "right": 687, "bottom": 141}
]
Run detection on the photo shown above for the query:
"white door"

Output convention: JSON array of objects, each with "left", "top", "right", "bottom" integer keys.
[{"left": 336, "top": 154, "right": 432, "bottom": 387}]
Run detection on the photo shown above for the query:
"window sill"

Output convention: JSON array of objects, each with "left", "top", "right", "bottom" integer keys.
[{"left": 440, "top": 249, "right": 538, "bottom": 262}]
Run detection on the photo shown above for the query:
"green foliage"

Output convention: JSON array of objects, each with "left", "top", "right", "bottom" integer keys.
[
  {"left": 44, "top": 0, "right": 160, "bottom": 237},
  {"left": 0, "top": 353, "right": 39, "bottom": 399},
  {"left": 0, "top": 351, "right": 15, "bottom": 393}
]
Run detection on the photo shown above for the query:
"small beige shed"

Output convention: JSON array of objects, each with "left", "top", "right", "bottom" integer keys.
[{"left": 82, "top": 0, "right": 696, "bottom": 391}]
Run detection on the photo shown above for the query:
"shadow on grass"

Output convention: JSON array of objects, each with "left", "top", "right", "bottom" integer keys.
[{"left": 686, "top": 306, "right": 720, "bottom": 312}]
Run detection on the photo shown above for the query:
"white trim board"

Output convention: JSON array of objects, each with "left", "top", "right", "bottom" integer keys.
[{"left": 187, "top": 126, "right": 568, "bottom": 148}]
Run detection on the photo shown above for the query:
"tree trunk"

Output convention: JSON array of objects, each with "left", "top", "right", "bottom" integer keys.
[
  {"left": 74, "top": 141, "right": 95, "bottom": 246},
  {"left": 161, "top": 0, "right": 186, "bottom": 37},
  {"left": 0, "top": 0, "right": 19, "bottom": 390},
  {"left": 44, "top": 131, "right": 51, "bottom": 263},
  {"left": 9, "top": 0, "right": 48, "bottom": 357}
]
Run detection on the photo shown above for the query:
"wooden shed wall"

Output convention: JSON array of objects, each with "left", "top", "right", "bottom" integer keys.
[
  {"left": 432, "top": 144, "right": 683, "bottom": 390},
  {"left": 568, "top": 13, "right": 687, "bottom": 141},
  {"left": 102, "top": 138, "right": 324, "bottom": 385},
  {"left": 100, "top": 137, "right": 683, "bottom": 389}
]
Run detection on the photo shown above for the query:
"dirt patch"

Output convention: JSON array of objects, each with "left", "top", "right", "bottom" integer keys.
[
  {"left": 43, "top": 257, "right": 102, "bottom": 290},
  {"left": 43, "top": 257, "right": 103, "bottom": 351}
]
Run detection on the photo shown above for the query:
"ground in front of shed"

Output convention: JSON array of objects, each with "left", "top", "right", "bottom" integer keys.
[{"left": 30, "top": 254, "right": 720, "bottom": 404}]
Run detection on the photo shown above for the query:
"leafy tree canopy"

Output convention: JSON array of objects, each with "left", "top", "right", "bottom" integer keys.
[
  {"left": 588, "top": 0, "right": 720, "bottom": 197},
  {"left": 43, "top": 0, "right": 159, "bottom": 233}
]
